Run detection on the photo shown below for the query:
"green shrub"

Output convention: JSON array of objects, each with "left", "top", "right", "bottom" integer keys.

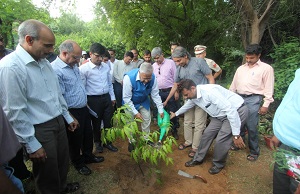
[{"left": 270, "top": 38, "right": 300, "bottom": 101}]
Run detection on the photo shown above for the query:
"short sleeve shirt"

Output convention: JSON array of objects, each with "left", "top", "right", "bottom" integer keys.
[{"left": 175, "top": 57, "right": 212, "bottom": 85}]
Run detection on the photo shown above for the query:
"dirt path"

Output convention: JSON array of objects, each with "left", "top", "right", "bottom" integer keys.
[{"left": 66, "top": 120, "right": 274, "bottom": 194}]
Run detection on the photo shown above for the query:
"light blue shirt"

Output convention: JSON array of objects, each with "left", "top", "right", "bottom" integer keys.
[
  {"left": 0, "top": 45, "right": 73, "bottom": 154},
  {"left": 175, "top": 84, "right": 244, "bottom": 135},
  {"left": 79, "top": 60, "right": 115, "bottom": 100},
  {"left": 52, "top": 57, "right": 87, "bottom": 108},
  {"left": 273, "top": 69, "right": 300, "bottom": 150}
]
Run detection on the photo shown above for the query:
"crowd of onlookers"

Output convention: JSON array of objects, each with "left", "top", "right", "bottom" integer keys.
[{"left": 0, "top": 19, "right": 299, "bottom": 194}]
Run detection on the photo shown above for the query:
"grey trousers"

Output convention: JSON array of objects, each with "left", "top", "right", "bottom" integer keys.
[
  {"left": 241, "top": 95, "right": 262, "bottom": 156},
  {"left": 33, "top": 115, "right": 69, "bottom": 194},
  {"left": 194, "top": 105, "right": 249, "bottom": 168}
]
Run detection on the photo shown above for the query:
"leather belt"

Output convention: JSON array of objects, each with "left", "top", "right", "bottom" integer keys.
[
  {"left": 87, "top": 93, "right": 108, "bottom": 98},
  {"left": 238, "top": 93, "right": 261, "bottom": 98},
  {"left": 159, "top": 87, "right": 172, "bottom": 92}
]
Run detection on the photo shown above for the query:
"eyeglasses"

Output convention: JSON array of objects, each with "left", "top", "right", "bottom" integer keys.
[
  {"left": 158, "top": 67, "right": 160, "bottom": 75},
  {"left": 71, "top": 55, "right": 81, "bottom": 60}
]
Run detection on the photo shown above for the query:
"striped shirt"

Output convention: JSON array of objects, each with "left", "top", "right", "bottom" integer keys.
[
  {"left": 52, "top": 57, "right": 87, "bottom": 108},
  {"left": 0, "top": 45, "right": 73, "bottom": 154}
]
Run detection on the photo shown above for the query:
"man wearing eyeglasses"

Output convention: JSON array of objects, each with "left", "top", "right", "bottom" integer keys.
[
  {"left": 52, "top": 40, "right": 104, "bottom": 176},
  {"left": 151, "top": 47, "right": 179, "bottom": 140},
  {"left": 79, "top": 43, "right": 118, "bottom": 154}
]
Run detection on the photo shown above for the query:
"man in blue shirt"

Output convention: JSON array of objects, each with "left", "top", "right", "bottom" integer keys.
[
  {"left": 52, "top": 40, "right": 104, "bottom": 176},
  {"left": 271, "top": 69, "right": 300, "bottom": 194},
  {"left": 79, "top": 43, "right": 118, "bottom": 153}
]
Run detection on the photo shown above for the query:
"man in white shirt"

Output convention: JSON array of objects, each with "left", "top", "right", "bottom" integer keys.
[
  {"left": 79, "top": 43, "right": 118, "bottom": 153},
  {"left": 170, "top": 79, "right": 248, "bottom": 174}
]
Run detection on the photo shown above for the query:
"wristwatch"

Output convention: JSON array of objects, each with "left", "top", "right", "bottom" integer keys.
[{"left": 233, "top": 135, "right": 240, "bottom": 140}]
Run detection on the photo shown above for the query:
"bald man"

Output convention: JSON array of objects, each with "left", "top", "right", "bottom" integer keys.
[{"left": 0, "top": 20, "right": 79, "bottom": 193}]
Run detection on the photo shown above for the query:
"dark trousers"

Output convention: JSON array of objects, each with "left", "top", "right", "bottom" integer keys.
[
  {"left": 159, "top": 89, "right": 179, "bottom": 133},
  {"left": 241, "top": 95, "right": 262, "bottom": 156},
  {"left": 87, "top": 94, "right": 114, "bottom": 144},
  {"left": 9, "top": 148, "right": 31, "bottom": 180},
  {"left": 67, "top": 106, "right": 93, "bottom": 167},
  {"left": 194, "top": 105, "right": 249, "bottom": 168},
  {"left": 113, "top": 82, "right": 123, "bottom": 108},
  {"left": 33, "top": 115, "right": 69, "bottom": 194},
  {"left": 273, "top": 144, "right": 299, "bottom": 194}
]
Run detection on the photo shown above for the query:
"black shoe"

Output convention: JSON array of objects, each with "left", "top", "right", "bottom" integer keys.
[
  {"left": 75, "top": 165, "right": 91, "bottom": 176},
  {"left": 172, "top": 131, "right": 179, "bottom": 140},
  {"left": 185, "top": 159, "right": 203, "bottom": 167},
  {"left": 95, "top": 143, "right": 103, "bottom": 153},
  {"left": 147, "top": 141, "right": 155, "bottom": 147},
  {"left": 103, "top": 143, "right": 118, "bottom": 152},
  {"left": 128, "top": 143, "right": 135, "bottom": 152},
  {"left": 208, "top": 165, "right": 223, "bottom": 174},
  {"left": 85, "top": 155, "right": 104, "bottom": 164}
]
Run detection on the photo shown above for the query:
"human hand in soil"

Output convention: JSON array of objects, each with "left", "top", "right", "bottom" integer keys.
[
  {"left": 170, "top": 112, "right": 176, "bottom": 119},
  {"left": 29, "top": 147, "right": 47, "bottom": 163},
  {"left": 233, "top": 137, "right": 246, "bottom": 149},
  {"left": 269, "top": 135, "right": 281, "bottom": 150},
  {"left": 135, "top": 112, "right": 144, "bottom": 120}
]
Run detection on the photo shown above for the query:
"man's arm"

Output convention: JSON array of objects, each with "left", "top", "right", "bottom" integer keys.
[
  {"left": 205, "top": 73, "right": 215, "bottom": 84},
  {"left": 213, "top": 69, "right": 222, "bottom": 79},
  {"left": 163, "top": 82, "right": 178, "bottom": 106},
  {"left": 260, "top": 66, "right": 274, "bottom": 114},
  {"left": 150, "top": 78, "right": 163, "bottom": 114}
]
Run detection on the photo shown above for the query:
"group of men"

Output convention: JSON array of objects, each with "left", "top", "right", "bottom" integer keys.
[{"left": 0, "top": 18, "right": 299, "bottom": 194}]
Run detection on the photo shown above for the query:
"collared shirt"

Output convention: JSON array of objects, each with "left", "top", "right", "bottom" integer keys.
[
  {"left": 113, "top": 60, "right": 137, "bottom": 83},
  {"left": 229, "top": 59, "right": 274, "bottom": 107},
  {"left": 273, "top": 69, "right": 300, "bottom": 150},
  {"left": 153, "top": 58, "right": 176, "bottom": 89},
  {"left": 0, "top": 45, "right": 73, "bottom": 154},
  {"left": 52, "top": 57, "right": 87, "bottom": 109},
  {"left": 175, "top": 57, "right": 212, "bottom": 84},
  {"left": 175, "top": 84, "right": 244, "bottom": 135},
  {"left": 79, "top": 60, "right": 115, "bottom": 100},
  {"left": 130, "top": 59, "right": 144, "bottom": 68},
  {"left": 108, "top": 59, "right": 118, "bottom": 83},
  {"left": 205, "top": 58, "right": 221, "bottom": 72},
  {"left": 123, "top": 71, "right": 163, "bottom": 115}
]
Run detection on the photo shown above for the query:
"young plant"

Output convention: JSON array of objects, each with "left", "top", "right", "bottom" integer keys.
[{"left": 101, "top": 105, "right": 177, "bottom": 167}]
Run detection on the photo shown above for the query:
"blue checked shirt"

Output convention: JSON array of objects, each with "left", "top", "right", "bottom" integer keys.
[{"left": 51, "top": 57, "right": 87, "bottom": 108}]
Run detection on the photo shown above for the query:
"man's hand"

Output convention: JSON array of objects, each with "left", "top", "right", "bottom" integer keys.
[
  {"left": 134, "top": 113, "right": 144, "bottom": 120},
  {"left": 270, "top": 135, "right": 281, "bottom": 150},
  {"left": 259, "top": 106, "right": 268, "bottom": 115},
  {"left": 170, "top": 111, "right": 176, "bottom": 119},
  {"left": 163, "top": 101, "right": 168, "bottom": 107},
  {"left": 68, "top": 118, "right": 79, "bottom": 132},
  {"left": 29, "top": 147, "right": 47, "bottom": 163},
  {"left": 112, "top": 100, "right": 116, "bottom": 107},
  {"left": 160, "top": 112, "right": 164, "bottom": 119},
  {"left": 233, "top": 137, "right": 246, "bottom": 149}
]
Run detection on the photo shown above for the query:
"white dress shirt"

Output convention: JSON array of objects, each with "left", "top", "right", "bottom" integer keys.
[
  {"left": 79, "top": 60, "right": 115, "bottom": 100},
  {"left": 175, "top": 84, "right": 244, "bottom": 135}
]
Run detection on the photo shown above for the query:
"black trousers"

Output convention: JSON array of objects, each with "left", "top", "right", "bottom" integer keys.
[
  {"left": 67, "top": 106, "right": 94, "bottom": 167},
  {"left": 87, "top": 94, "right": 114, "bottom": 144}
]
